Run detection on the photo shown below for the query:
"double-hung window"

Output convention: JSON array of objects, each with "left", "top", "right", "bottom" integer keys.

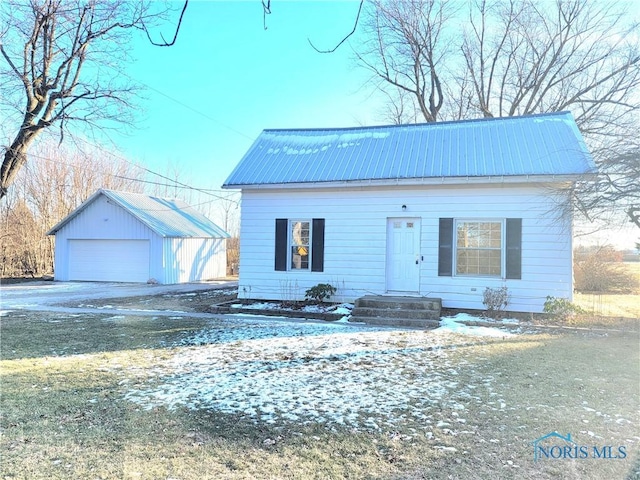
[
  {"left": 439, "top": 218, "right": 522, "bottom": 279},
  {"left": 456, "top": 220, "right": 503, "bottom": 276},
  {"left": 275, "top": 218, "right": 325, "bottom": 272},
  {"left": 290, "top": 220, "right": 310, "bottom": 270}
]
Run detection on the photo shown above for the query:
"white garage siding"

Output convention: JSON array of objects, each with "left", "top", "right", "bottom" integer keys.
[
  {"left": 49, "top": 191, "right": 229, "bottom": 284},
  {"left": 68, "top": 239, "right": 150, "bottom": 282},
  {"left": 159, "top": 237, "right": 227, "bottom": 284}
]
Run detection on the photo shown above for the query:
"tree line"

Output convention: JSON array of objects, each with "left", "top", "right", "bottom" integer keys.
[{"left": 0, "top": 142, "right": 239, "bottom": 278}]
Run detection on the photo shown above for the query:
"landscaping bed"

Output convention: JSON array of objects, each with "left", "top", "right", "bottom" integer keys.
[{"left": 210, "top": 299, "right": 351, "bottom": 322}]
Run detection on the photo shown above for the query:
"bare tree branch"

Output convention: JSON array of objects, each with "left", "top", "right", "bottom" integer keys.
[
  {"left": 0, "top": 0, "right": 178, "bottom": 198},
  {"left": 142, "top": 1, "right": 188, "bottom": 47},
  {"left": 355, "top": 0, "right": 640, "bottom": 228},
  {"left": 309, "top": 0, "right": 364, "bottom": 54}
]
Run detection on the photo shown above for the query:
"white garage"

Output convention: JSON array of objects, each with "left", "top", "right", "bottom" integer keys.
[{"left": 48, "top": 189, "right": 229, "bottom": 284}]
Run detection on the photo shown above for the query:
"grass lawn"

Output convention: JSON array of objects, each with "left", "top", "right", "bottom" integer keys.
[
  {"left": 1, "top": 310, "right": 639, "bottom": 479},
  {"left": 573, "top": 262, "right": 640, "bottom": 320}
]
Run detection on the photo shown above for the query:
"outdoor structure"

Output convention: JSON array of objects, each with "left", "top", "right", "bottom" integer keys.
[
  {"left": 48, "top": 189, "right": 229, "bottom": 284},
  {"left": 222, "top": 111, "right": 596, "bottom": 312}
]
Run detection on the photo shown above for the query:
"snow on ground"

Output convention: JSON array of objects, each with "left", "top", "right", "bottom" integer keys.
[
  {"left": 230, "top": 301, "right": 353, "bottom": 314},
  {"left": 0, "top": 280, "right": 236, "bottom": 309},
  {"left": 122, "top": 314, "right": 518, "bottom": 431},
  {"left": 437, "top": 313, "right": 518, "bottom": 337}
]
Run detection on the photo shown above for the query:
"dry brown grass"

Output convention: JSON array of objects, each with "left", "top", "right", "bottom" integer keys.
[
  {"left": 1, "top": 311, "right": 638, "bottom": 479},
  {"left": 573, "top": 262, "right": 640, "bottom": 321}
]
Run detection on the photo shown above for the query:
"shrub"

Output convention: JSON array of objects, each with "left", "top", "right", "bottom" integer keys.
[
  {"left": 482, "top": 286, "right": 509, "bottom": 318},
  {"left": 304, "top": 283, "right": 337, "bottom": 303},
  {"left": 543, "top": 296, "right": 586, "bottom": 322},
  {"left": 574, "top": 246, "right": 639, "bottom": 294}
]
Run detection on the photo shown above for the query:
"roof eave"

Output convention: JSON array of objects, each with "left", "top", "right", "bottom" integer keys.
[{"left": 224, "top": 173, "right": 595, "bottom": 190}]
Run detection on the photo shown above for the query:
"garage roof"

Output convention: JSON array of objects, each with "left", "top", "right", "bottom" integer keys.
[
  {"left": 223, "top": 111, "right": 596, "bottom": 188},
  {"left": 47, "top": 189, "right": 230, "bottom": 238}
]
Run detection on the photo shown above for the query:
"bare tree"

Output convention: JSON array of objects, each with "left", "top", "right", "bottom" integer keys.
[
  {"left": 576, "top": 142, "right": 640, "bottom": 228},
  {"left": 0, "top": 0, "right": 177, "bottom": 199},
  {"left": 464, "top": 0, "right": 640, "bottom": 227},
  {"left": 356, "top": 0, "right": 461, "bottom": 123},
  {"left": 0, "top": 141, "right": 144, "bottom": 276},
  {"left": 356, "top": 0, "right": 640, "bottom": 227},
  {"left": 460, "top": 0, "right": 640, "bottom": 130},
  {"left": 214, "top": 195, "right": 240, "bottom": 276}
]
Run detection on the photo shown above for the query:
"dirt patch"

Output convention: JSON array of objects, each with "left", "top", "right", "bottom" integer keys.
[
  {"left": 63, "top": 287, "right": 238, "bottom": 313},
  {"left": 0, "top": 276, "right": 54, "bottom": 285}
]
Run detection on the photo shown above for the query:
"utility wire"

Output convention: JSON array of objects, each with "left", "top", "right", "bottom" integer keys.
[{"left": 23, "top": 149, "right": 240, "bottom": 204}]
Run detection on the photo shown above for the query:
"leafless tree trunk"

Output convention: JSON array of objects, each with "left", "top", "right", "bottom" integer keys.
[
  {"left": 0, "top": 0, "right": 176, "bottom": 199},
  {"left": 356, "top": 0, "right": 460, "bottom": 123}
]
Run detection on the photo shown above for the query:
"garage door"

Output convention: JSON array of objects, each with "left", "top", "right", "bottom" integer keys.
[{"left": 68, "top": 239, "right": 150, "bottom": 282}]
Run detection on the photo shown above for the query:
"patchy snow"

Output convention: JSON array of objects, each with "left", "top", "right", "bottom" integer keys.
[
  {"left": 230, "top": 302, "right": 354, "bottom": 316},
  {"left": 0, "top": 280, "right": 236, "bottom": 310},
  {"left": 436, "top": 314, "right": 517, "bottom": 337},
  {"left": 122, "top": 314, "right": 521, "bottom": 431},
  {"left": 332, "top": 304, "right": 354, "bottom": 315}
]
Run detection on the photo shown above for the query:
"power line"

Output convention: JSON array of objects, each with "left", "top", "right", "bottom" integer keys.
[
  {"left": 23, "top": 149, "right": 240, "bottom": 204},
  {"left": 114, "top": 68, "right": 255, "bottom": 141},
  {"left": 65, "top": 135, "right": 240, "bottom": 201}
]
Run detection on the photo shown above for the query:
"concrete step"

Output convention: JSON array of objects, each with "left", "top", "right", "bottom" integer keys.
[
  {"left": 351, "top": 306, "right": 440, "bottom": 321},
  {"left": 350, "top": 316, "right": 441, "bottom": 329},
  {"left": 351, "top": 295, "right": 442, "bottom": 328}
]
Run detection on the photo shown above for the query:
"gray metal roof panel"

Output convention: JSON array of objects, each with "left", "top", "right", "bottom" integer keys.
[
  {"left": 223, "top": 112, "right": 595, "bottom": 187},
  {"left": 48, "top": 189, "right": 230, "bottom": 238}
]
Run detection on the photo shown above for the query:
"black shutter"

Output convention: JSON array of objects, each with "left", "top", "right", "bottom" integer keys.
[
  {"left": 505, "top": 218, "right": 522, "bottom": 280},
  {"left": 311, "top": 218, "right": 325, "bottom": 272},
  {"left": 438, "top": 218, "right": 454, "bottom": 276},
  {"left": 275, "top": 219, "right": 287, "bottom": 271}
]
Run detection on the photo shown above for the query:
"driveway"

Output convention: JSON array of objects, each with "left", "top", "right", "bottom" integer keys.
[{"left": 0, "top": 280, "right": 237, "bottom": 311}]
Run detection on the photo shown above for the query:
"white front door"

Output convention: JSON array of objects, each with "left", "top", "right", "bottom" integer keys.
[{"left": 386, "top": 218, "right": 421, "bottom": 293}]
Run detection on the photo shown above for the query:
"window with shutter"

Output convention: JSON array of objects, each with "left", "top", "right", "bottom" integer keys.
[
  {"left": 438, "top": 218, "right": 522, "bottom": 279},
  {"left": 274, "top": 218, "right": 325, "bottom": 272}
]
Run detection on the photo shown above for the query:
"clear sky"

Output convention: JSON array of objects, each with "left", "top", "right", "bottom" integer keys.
[{"left": 116, "top": 1, "right": 383, "bottom": 193}]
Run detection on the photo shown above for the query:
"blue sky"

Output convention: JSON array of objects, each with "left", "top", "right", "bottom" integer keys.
[{"left": 117, "top": 1, "right": 383, "bottom": 192}]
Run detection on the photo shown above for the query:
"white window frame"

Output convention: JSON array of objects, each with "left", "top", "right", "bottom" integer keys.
[
  {"left": 288, "top": 219, "right": 312, "bottom": 271},
  {"left": 454, "top": 219, "right": 505, "bottom": 278}
]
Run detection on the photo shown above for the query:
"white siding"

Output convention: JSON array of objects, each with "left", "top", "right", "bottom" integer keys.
[
  {"left": 159, "top": 238, "right": 227, "bottom": 283},
  {"left": 237, "top": 184, "right": 573, "bottom": 312},
  {"left": 52, "top": 195, "right": 158, "bottom": 282},
  {"left": 52, "top": 195, "right": 226, "bottom": 284}
]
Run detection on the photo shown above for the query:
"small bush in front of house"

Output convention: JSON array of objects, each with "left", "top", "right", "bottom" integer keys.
[
  {"left": 305, "top": 283, "right": 337, "bottom": 303},
  {"left": 482, "top": 286, "right": 509, "bottom": 318},
  {"left": 543, "top": 296, "right": 586, "bottom": 322}
]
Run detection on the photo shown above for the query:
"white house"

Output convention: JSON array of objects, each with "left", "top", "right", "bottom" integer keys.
[
  {"left": 222, "top": 112, "right": 595, "bottom": 312},
  {"left": 47, "top": 189, "right": 229, "bottom": 284}
]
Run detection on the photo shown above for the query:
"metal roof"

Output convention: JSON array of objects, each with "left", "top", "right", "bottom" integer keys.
[
  {"left": 48, "top": 189, "right": 230, "bottom": 238},
  {"left": 223, "top": 111, "right": 596, "bottom": 188}
]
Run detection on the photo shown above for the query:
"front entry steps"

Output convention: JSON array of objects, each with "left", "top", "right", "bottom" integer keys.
[{"left": 350, "top": 295, "right": 442, "bottom": 329}]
